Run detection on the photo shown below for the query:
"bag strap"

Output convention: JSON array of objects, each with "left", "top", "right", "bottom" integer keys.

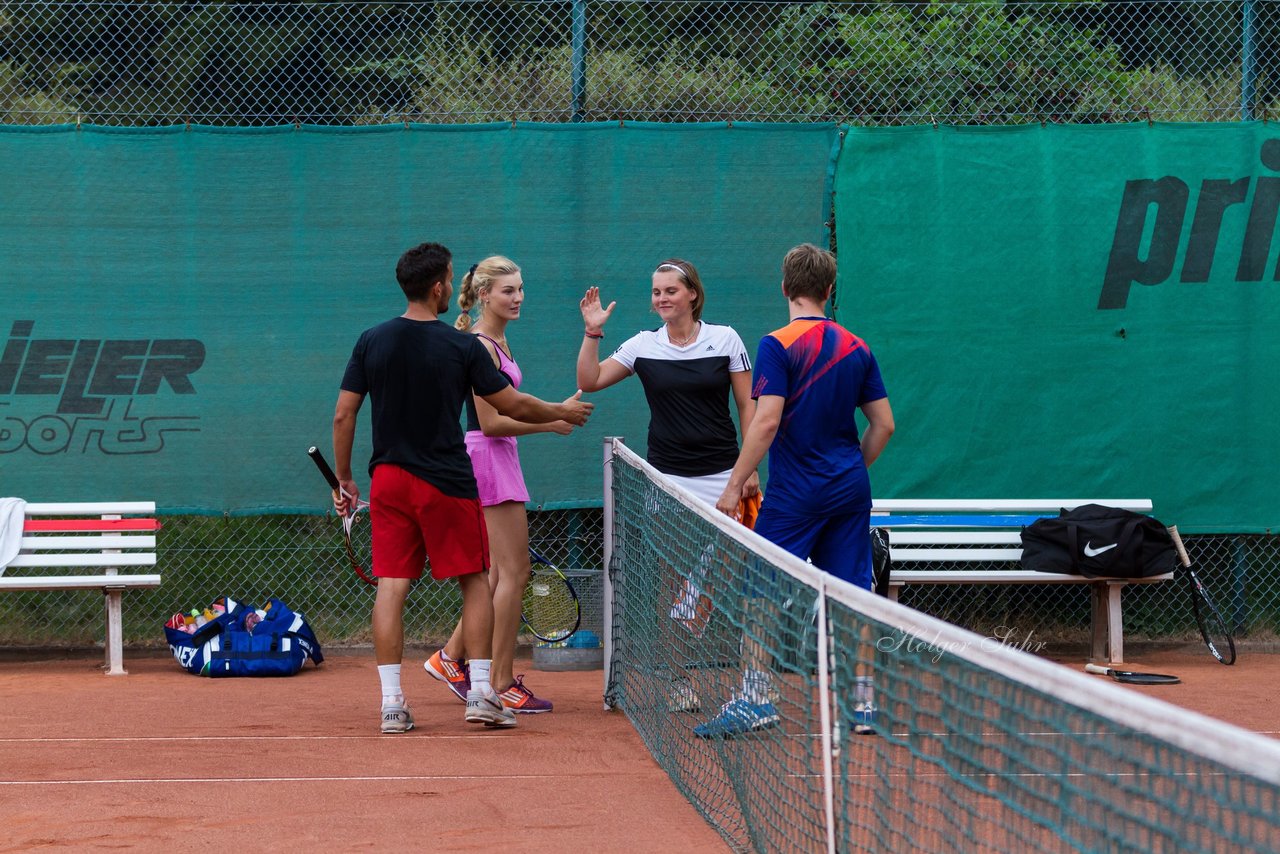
[
  {"left": 188, "top": 611, "right": 236, "bottom": 645},
  {"left": 1067, "top": 522, "right": 1079, "bottom": 571}
]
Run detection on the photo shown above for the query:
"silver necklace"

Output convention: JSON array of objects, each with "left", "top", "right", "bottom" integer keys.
[{"left": 669, "top": 323, "right": 699, "bottom": 347}]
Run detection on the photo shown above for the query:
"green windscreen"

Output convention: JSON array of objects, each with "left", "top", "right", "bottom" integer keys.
[
  {"left": 0, "top": 122, "right": 837, "bottom": 513},
  {"left": 836, "top": 122, "right": 1280, "bottom": 533}
]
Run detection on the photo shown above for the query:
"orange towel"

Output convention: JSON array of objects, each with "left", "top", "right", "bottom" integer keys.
[{"left": 738, "top": 492, "right": 763, "bottom": 530}]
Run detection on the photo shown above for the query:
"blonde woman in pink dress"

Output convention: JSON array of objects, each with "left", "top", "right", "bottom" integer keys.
[{"left": 423, "top": 255, "right": 573, "bottom": 713}]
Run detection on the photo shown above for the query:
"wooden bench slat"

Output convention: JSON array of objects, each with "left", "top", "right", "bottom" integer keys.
[
  {"left": 872, "top": 499, "right": 1153, "bottom": 512},
  {"left": 872, "top": 514, "right": 1047, "bottom": 527},
  {"left": 19, "top": 535, "right": 157, "bottom": 550},
  {"left": 23, "top": 518, "right": 162, "bottom": 532},
  {"left": 890, "top": 571, "right": 1175, "bottom": 584},
  {"left": 890, "top": 531, "right": 1023, "bottom": 545},
  {"left": 7, "top": 553, "right": 156, "bottom": 569},
  {"left": 892, "top": 548, "right": 1025, "bottom": 563},
  {"left": 23, "top": 502, "right": 156, "bottom": 515},
  {"left": 0, "top": 574, "right": 162, "bottom": 591}
]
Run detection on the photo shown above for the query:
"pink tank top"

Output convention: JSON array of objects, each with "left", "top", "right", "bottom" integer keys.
[
  {"left": 476, "top": 333, "right": 522, "bottom": 389},
  {"left": 464, "top": 332, "right": 522, "bottom": 432}
]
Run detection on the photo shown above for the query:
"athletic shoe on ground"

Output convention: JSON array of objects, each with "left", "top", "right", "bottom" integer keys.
[
  {"left": 465, "top": 688, "right": 518, "bottom": 728},
  {"left": 693, "top": 698, "right": 780, "bottom": 738},
  {"left": 500, "top": 675, "right": 553, "bottom": 714},
  {"left": 380, "top": 702, "right": 415, "bottom": 734},
  {"left": 667, "top": 679, "right": 701, "bottom": 713},
  {"left": 853, "top": 702, "right": 878, "bottom": 735},
  {"left": 424, "top": 649, "right": 470, "bottom": 702}
]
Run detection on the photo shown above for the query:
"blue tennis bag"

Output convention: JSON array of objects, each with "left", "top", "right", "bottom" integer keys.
[{"left": 165, "top": 595, "right": 324, "bottom": 676}]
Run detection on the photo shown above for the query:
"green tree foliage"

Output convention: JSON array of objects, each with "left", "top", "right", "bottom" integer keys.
[{"left": 0, "top": 0, "right": 1267, "bottom": 125}]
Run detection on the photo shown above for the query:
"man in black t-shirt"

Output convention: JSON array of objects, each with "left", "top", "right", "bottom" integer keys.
[{"left": 332, "top": 242, "right": 593, "bottom": 734}]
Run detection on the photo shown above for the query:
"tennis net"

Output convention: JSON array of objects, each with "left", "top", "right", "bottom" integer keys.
[{"left": 601, "top": 438, "right": 1280, "bottom": 853}]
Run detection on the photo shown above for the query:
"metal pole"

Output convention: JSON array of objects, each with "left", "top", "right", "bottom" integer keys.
[
  {"left": 571, "top": 0, "right": 587, "bottom": 122},
  {"left": 815, "top": 580, "right": 837, "bottom": 854},
  {"left": 601, "top": 436, "right": 618, "bottom": 709},
  {"left": 1243, "top": 0, "right": 1258, "bottom": 121}
]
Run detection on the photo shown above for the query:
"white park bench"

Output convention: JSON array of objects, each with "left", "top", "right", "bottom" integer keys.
[
  {"left": 0, "top": 501, "right": 161, "bottom": 675},
  {"left": 872, "top": 499, "right": 1173, "bottom": 664}
]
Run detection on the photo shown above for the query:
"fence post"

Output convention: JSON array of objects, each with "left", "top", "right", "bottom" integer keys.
[
  {"left": 571, "top": 0, "right": 588, "bottom": 122},
  {"left": 1243, "top": 0, "right": 1258, "bottom": 121}
]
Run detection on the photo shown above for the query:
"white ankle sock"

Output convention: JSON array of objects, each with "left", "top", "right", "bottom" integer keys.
[
  {"left": 855, "top": 675, "right": 875, "bottom": 706},
  {"left": 378, "top": 664, "right": 404, "bottom": 706},
  {"left": 742, "top": 669, "right": 771, "bottom": 704},
  {"left": 469, "top": 658, "right": 493, "bottom": 696}
]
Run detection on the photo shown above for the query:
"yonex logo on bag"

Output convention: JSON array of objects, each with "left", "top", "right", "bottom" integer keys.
[
  {"left": 172, "top": 644, "right": 199, "bottom": 669},
  {"left": 1083, "top": 542, "right": 1119, "bottom": 557},
  {"left": 0, "top": 320, "right": 204, "bottom": 455}
]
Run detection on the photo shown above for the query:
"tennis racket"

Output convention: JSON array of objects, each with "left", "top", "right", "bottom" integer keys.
[
  {"left": 1084, "top": 663, "right": 1180, "bottom": 684},
  {"left": 307, "top": 446, "right": 377, "bottom": 587},
  {"left": 1168, "top": 525, "right": 1236, "bottom": 665},
  {"left": 523, "top": 547, "right": 581, "bottom": 643}
]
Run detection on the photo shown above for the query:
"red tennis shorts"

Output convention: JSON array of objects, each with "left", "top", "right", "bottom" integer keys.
[{"left": 369, "top": 464, "right": 489, "bottom": 580}]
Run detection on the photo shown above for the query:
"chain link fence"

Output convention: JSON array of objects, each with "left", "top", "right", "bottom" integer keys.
[
  {"left": 1, "top": 0, "right": 1276, "bottom": 126},
  {"left": 3, "top": 1, "right": 1277, "bottom": 652},
  {"left": 0, "top": 508, "right": 606, "bottom": 650},
  {"left": 1, "top": 510, "right": 1276, "bottom": 651}
]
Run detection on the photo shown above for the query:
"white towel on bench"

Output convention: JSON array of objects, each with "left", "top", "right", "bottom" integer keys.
[{"left": 0, "top": 497, "right": 26, "bottom": 574}]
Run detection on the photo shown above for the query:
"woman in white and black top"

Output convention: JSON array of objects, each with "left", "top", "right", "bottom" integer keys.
[{"left": 577, "top": 258, "right": 760, "bottom": 506}]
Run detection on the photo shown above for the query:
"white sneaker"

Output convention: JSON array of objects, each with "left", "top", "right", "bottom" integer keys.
[
  {"left": 380, "top": 702, "right": 414, "bottom": 734},
  {"left": 465, "top": 688, "right": 517, "bottom": 728}
]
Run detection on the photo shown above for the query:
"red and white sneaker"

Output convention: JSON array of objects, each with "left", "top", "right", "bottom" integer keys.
[{"left": 499, "top": 675, "right": 553, "bottom": 714}]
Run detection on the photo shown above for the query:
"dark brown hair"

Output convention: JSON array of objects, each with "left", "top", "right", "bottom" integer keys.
[{"left": 395, "top": 242, "right": 452, "bottom": 302}]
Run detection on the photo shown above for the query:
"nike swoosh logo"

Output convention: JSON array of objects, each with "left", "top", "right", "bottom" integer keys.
[{"left": 1083, "top": 542, "right": 1118, "bottom": 557}]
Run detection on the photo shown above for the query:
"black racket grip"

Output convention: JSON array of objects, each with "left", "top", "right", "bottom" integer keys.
[{"left": 307, "top": 446, "right": 342, "bottom": 491}]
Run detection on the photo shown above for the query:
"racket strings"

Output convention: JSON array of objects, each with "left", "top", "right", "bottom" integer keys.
[{"left": 522, "top": 567, "right": 580, "bottom": 642}]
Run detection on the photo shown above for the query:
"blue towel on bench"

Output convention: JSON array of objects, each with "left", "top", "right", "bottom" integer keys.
[{"left": 870, "top": 514, "right": 1050, "bottom": 528}]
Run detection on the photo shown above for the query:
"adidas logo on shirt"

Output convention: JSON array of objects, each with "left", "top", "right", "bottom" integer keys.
[{"left": 705, "top": 344, "right": 715, "bottom": 351}]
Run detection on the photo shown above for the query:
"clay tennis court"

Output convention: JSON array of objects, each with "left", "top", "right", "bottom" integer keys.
[
  {"left": 1, "top": 643, "right": 1275, "bottom": 852},
  {"left": 0, "top": 648, "right": 726, "bottom": 852}
]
